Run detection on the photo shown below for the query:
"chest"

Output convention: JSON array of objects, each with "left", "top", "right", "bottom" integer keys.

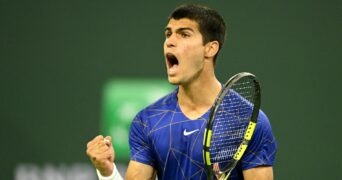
[{"left": 148, "top": 112, "right": 207, "bottom": 164}]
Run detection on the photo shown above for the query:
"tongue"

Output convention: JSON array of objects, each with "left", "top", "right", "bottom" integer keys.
[{"left": 169, "top": 64, "right": 179, "bottom": 74}]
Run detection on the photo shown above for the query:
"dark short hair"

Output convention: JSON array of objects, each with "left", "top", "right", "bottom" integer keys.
[{"left": 168, "top": 4, "right": 227, "bottom": 61}]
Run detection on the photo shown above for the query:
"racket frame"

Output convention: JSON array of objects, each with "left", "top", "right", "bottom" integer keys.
[{"left": 203, "top": 72, "right": 261, "bottom": 179}]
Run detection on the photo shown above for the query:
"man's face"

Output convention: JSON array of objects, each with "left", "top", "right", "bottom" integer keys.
[{"left": 164, "top": 18, "right": 207, "bottom": 85}]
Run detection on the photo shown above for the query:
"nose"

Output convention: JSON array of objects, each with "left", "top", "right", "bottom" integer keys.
[{"left": 164, "top": 35, "right": 176, "bottom": 48}]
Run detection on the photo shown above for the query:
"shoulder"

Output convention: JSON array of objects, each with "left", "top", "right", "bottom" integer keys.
[
  {"left": 250, "top": 110, "right": 276, "bottom": 147},
  {"left": 257, "top": 111, "right": 273, "bottom": 132},
  {"left": 255, "top": 110, "right": 276, "bottom": 142},
  {"left": 129, "top": 88, "right": 178, "bottom": 166}
]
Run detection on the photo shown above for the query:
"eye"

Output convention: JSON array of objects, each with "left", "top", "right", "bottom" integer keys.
[
  {"left": 180, "top": 32, "right": 190, "bottom": 38},
  {"left": 165, "top": 31, "right": 172, "bottom": 38}
]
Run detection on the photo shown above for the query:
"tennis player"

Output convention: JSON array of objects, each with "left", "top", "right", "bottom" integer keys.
[{"left": 86, "top": 4, "right": 277, "bottom": 180}]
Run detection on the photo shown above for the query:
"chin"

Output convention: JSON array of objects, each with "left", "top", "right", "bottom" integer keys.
[{"left": 167, "top": 77, "right": 180, "bottom": 85}]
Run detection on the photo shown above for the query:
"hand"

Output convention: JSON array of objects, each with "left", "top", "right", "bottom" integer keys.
[{"left": 86, "top": 135, "right": 115, "bottom": 176}]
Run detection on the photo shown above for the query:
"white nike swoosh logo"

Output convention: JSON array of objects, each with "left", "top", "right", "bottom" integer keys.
[{"left": 183, "top": 129, "right": 199, "bottom": 136}]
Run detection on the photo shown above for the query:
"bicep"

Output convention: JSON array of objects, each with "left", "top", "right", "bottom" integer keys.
[
  {"left": 243, "top": 166, "right": 273, "bottom": 180},
  {"left": 126, "top": 160, "right": 156, "bottom": 180}
]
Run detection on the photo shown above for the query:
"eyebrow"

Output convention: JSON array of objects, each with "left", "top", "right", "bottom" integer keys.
[{"left": 164, "top": 27, "right": 195, "bottom": 33}]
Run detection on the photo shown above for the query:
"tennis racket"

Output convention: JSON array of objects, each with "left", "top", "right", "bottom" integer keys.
[{"left": 203, "top": 72, "right": 261, "bottom": 180}]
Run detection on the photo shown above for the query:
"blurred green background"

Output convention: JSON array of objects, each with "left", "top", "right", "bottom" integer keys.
[{"left": 1, "top": 0, "right": 341, "bottom": 179}]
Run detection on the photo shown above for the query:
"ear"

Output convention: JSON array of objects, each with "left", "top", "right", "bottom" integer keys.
[{"left": 204, "top": 41, "right": 219, "bottom": 59}]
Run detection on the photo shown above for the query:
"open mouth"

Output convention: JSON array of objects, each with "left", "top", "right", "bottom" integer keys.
[{"left": 166, "top": 53, "right": 179, "bottom": 68}]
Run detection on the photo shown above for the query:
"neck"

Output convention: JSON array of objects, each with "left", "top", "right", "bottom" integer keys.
[{"left": 177, "top": 72, "right": 221, "bottom": 119}]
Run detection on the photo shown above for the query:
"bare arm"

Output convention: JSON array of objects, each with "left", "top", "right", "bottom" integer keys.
[
  {"left": 243, "top": 166, "right": 273, "bottom": 180},
  {"left": 126, "top": 160, "right": 156, "bottom": 180}
]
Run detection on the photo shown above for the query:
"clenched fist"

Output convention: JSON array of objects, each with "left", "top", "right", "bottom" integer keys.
[{"left": 86, "top": 135, "right": 115, "bottom": 176}]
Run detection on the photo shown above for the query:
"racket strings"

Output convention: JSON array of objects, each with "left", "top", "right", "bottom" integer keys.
[{"left": 209, "top": 79, "right": 256, "bottom": 165}]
